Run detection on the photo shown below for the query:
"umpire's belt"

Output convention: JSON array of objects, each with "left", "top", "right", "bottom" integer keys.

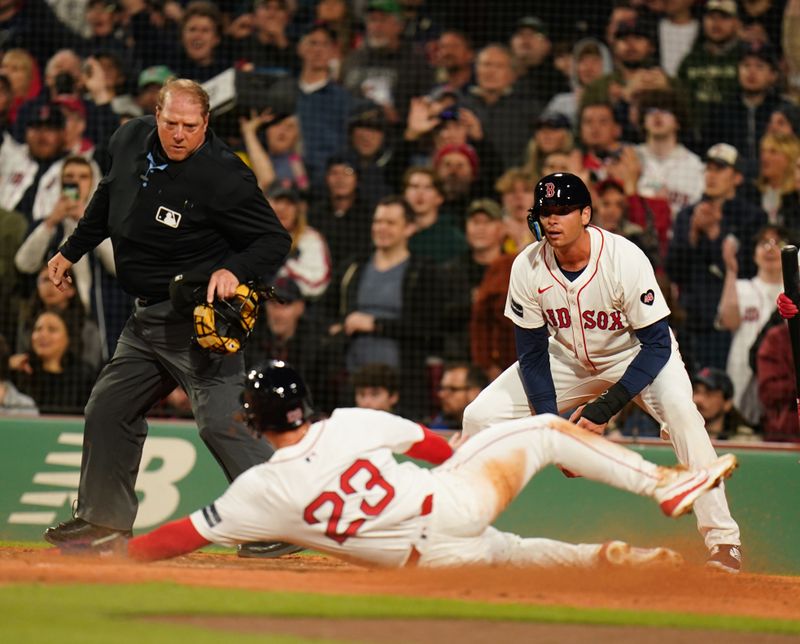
[{"left": 136, "top": 295, "right": 170, "bottom": 307}]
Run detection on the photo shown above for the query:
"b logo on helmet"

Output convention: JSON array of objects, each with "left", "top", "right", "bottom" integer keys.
[
  {"left": 545, "top": 182, "right": 556, "bottom": 198},
  {"left": 286, "top": 407, "right": 304, "bottom": 424}
]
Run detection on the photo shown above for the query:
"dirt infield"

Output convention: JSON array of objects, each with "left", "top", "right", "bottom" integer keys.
[{"left": 2, "top": 546, "right": 799, "bottom": 643}]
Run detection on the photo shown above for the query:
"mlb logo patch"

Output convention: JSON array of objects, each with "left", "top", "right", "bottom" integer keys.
[{"left": 155, "top": 206, "right": 182, "bottom": 229}]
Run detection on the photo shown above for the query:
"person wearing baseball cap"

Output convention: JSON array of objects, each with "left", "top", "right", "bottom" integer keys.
[
  {"left": 0, "top": 103, "right": 68, "bottom": 220},
  {"left": 666, "top": 141, "right": 766, "bottom": 371},
  {"left": 442, "top": 197, "right": 505, "bottom": 351},
  {"left": 703, "top": 39, "right": 784, "bottom": 180},
  {"left": 462, "top": 167, "right": 745, "bottom": 572},
  {"left": 691, "top": 367, "right": 757, "bottom": 442},
  {"left": 342, "top": 101, "right": 394, "bottom": 207},
  {"left": 511, "top": 15, "right": 568, "bottom": 103},
  {"left": 676, "top": 0, "right": 743, "bottom": 131},
  {"left": 55, "top": 95, "right": 94, "bottom": 156},
  {"left": 135, "top": 65, "right": 174, "bottom": 115},
  {"left": 310, "top": 155, "right": 371, "bottom": 266},
  {"left": 341, "top": 0, "right": 432, "bottom": 127},
  {"left": 581, "top": 15, "right": 664, "bottom": 122}
]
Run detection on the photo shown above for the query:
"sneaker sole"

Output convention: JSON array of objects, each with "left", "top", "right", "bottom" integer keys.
[
  {"left": 602, "top": 540, "right": 684, "bottom": 568},
  {"left": 706, "top": 560, "right": 741, "bottom": 574},
  {"left": 660, "top": 454, "right": 738, "bottom": 518}
]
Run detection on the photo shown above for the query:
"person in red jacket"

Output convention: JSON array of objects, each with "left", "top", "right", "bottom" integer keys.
[{"left": 762, "top": 293, "right": 800, "bottom": 440}]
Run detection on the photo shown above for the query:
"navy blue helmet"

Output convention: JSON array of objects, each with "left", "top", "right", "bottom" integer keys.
[
  {"left": 242, "top": 361, "right": 314, "bottom": 434},
  {"left": 528, "top": 172, "right": 592, "bottom": 241}
]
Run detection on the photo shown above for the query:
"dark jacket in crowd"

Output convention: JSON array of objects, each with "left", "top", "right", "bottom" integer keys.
[
  {"left": 702, "top": 91, "right": 787, "bottom": 178},
  {"left": 667, "top": 196, "right": 767, "bottom": 333},
  {"left": 59, "top": 116, "right": 291, "bottom": 302},
  {"left": 308, "top": 194, "right": 373, "bottom": 267},
  {"left": 323, "top": 253, "right": 444, "bottom": 419},
  {"left": 12, "top": 354, "right": 95, "bottom": 415}
]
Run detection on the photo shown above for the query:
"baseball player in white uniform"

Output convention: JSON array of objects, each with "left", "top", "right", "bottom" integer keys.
[
  {"left": 462, "top": 173, "right": 742, "bottom": 573},
  {"left": 115, "top": 361, "right": 737, "bottom": 569}
]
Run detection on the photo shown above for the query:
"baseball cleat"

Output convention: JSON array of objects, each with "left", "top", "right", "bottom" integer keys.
[
  {"left": 237, "top": 541, "right": 305, "bottom": 558},
  {"left": 44, "top": 518, "right": 131, "bottom": 554},
  {"left": 706, "top": 544, "right": 742, "bottom": 574},
  {"left": 656, "top": 453, "right": 738, "bottom": 518},
  {"left": 601, "top": 540, "right": 684, "bottom": 568}
]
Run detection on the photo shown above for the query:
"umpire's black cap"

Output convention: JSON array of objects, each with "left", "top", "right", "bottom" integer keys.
[{"left": 530, "top": 172, "right": 592, "bottom": 218}]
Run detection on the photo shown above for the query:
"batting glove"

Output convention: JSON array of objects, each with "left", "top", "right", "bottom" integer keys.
[{"left": 777, "top": 293, "right": 799, "bottom": 320}]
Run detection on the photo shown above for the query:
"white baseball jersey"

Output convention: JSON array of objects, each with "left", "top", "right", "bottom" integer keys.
[
  {"left": 505, "top": 225, "right": 670, "bottom": 373},
  {"left": 191, "top": 408, "right": 436, "bottom": 567},
  {"left": 636, "top": 143, "right": 705, "bottom": 218},
  {"left": 724, "top": 277, "right": 782, "bottom": 423},
  {"left": 190, "top": 408, "right": 687, "bottom": 569}
]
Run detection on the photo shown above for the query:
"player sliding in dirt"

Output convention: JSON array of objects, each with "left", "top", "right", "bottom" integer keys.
[{"left": 64, "top": 361, "right": 737, "bottom": 569}]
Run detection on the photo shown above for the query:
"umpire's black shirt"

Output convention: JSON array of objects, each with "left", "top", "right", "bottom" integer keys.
[{"left": 60, "top": 116, "right": 291, "bottom": 301}]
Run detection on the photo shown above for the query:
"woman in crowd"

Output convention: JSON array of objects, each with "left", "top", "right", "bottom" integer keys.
[
  {"left": 756, "top": 133, "right": 800, "bottom": 223},
  {"left": 0, "top": 334, "right": 37, "bottom": 415},
  {"left": 240, "top": 109, "right": 309, "bottom": 192},
  {"left": 267, "top": 183, "right": 331, "bottom": 300},
  {"left": 16, "top": 265, "right": 103, "bottom": 372},
  {"left": 9, "top": 310, "right": 96, "bottom": 415}
]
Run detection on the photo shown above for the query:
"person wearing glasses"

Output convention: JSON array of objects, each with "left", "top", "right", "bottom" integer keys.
[
  {"left": 429, "top": 363, "right": 488, "bottom": 430},
  {"left": 717, "top": 224, "right": 789, "bottom": 427}
]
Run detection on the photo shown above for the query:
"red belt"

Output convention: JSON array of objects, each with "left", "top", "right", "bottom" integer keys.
[{"left": 405, "top": 493, "right": 434, "bottom": 568}]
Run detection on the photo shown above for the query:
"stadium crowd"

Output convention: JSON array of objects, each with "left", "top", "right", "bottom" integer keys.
[{"left": 0, "top": 0, "right": 799, "bottom": 442}]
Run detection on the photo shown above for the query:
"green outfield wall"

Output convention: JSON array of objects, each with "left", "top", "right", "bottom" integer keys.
[{"left": 1, "top": 416, "right": 798, "bottom": 574}]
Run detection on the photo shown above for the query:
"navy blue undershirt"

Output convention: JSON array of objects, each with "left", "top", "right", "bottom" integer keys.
[{"left": 515, "top": 263, "right": 672, "bottom": 412}]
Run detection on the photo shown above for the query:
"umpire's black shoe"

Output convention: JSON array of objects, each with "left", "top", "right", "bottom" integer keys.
[
  {"left": 237, "top": 541, "right": 305, "bottom": 559},
  {"left": 44, "top": 518, "right": 132, "bottom": 549},
  {"left": 706, "top": 544, "right": 742, "bottom": 574}
]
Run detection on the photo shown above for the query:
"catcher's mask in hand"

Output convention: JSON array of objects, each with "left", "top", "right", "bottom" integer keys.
[{"left": 170, "top": 271, "right": 261, "bottom": 354}]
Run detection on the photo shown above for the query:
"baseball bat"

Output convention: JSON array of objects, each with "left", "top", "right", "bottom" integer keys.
[{"left": 780, "top": 244, "right": 800, "bottom": 420}]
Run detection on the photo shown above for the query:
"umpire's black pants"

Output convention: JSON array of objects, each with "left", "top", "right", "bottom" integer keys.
[{"left": 76, "top": 299, "right": 273, "bottom": 531}]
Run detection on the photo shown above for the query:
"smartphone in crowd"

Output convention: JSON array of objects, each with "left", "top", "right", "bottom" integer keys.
[{"left": 62, "top": 182, "right": 80, "bottom": 201}]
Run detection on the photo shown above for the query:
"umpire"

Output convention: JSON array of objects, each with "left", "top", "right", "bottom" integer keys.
[{"left": 43, "top": 79, "right": 292, "bottom": 548}]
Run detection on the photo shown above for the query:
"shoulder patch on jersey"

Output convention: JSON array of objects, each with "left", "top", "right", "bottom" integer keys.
[
  {"left": 510, "top": 297, "right": 524, "bottom": 318},
  {"left": 201, "top": 503, "right": 221, "bottom": 527},
  {"left": 640, "top": 289, "right": 656, "bottom": 306}
]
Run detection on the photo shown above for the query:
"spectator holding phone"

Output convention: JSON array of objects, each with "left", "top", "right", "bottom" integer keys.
[{"left": 14, "top": 156, "right": 112, "bottom": 313}]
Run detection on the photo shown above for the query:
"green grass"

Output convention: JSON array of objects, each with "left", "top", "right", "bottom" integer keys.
[
  {"left": 3, "top": 541, "right": 798, "bottom": 642},
  {"left": 1, "top": 582, "right": 799, "bottom": 644}
]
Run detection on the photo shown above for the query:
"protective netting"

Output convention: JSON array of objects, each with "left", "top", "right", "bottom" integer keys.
[{"left": 0, "top": 0, "right": 797, "bottom": 440}]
